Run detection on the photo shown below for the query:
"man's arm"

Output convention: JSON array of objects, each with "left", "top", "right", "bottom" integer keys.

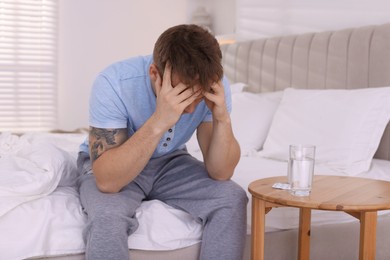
[
  {"left": 89, "top": 120, "right": 165, "bottom": 193},
  {"left": 90, "top": 63, "right": 202, "bottom": 193},
  {"left": 197, "top": 81, "right": 241, "bottom": 180}
]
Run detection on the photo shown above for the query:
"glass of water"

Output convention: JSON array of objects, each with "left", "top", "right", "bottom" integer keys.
[{"left": 288, "top": 145, "right": 316, "bottom": 196}]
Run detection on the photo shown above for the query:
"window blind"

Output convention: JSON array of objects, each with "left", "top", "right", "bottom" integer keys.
[{"left": 0, "top": 0, "right": 57, "bottom": 132}]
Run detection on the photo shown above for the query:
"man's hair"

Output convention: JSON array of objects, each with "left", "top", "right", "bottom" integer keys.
[{"left": 153, "top": 24, "right": 223, "bottom": 91}]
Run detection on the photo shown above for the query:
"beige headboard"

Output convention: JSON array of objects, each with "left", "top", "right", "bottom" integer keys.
[{"left": 221, "top": 23, "right": 390, "bottom": 160}]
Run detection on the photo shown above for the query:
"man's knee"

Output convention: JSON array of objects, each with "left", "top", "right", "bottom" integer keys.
[
  {"left": 87, "top": 207, "right": 139, "bottom": 236},
  {"left": 216, "top": 181, "right": 248, "bottom": 208}
]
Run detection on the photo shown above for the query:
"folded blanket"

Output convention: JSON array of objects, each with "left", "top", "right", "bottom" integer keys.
[{"left": 0, "top": 133, "right": 77, "bottom": 217}]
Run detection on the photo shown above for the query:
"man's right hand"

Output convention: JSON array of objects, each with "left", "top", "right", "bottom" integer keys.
[{"left": 152, "top": 62, "right": 202, "bottom": 132}]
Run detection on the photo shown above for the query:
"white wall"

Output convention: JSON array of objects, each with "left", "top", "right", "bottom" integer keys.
[
  {"left": 57, "top": 0, "right": 187, "bottom": 130},
  {"left": 188, "top": 0, "right": 236, "bottom": 35},
  {"left": 58, "top": 0, "right": 390, "bottom": 130},
  {"left": 57, "top": 0, "right": 236, "bottom": 130},
  {"left": 236, "top": 0, "right": 390, "bottom": 39}
]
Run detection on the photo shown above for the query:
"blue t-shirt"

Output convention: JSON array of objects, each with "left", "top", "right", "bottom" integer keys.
[{"left": 80, "top": 55, "right": 232, "bottom": 158}]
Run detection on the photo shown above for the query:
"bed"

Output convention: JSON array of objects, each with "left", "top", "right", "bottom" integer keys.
[{"left": 1, "top": 22, "right": 390, "bottom": 260}]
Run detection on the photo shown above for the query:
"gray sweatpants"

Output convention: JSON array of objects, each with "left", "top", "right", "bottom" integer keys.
[{"left": 77, "top": 149, "right": 248, "bottom": 260}]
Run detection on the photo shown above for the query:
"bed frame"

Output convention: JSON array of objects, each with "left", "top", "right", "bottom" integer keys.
[
  {"left": 38, "top": 23, "right": 390, "bottom": 260},
  {"left": 219, "top": 22, "right": 390, "bottom": 260},
  {"left": 221, "top": 22, "right": 390, "bottom": 161}
]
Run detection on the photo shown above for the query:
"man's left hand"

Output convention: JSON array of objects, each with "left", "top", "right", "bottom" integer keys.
[{"left": 203, "top": 81, "right": 229, "bottom": 122}]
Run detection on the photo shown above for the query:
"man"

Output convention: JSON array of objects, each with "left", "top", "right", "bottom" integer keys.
[{"left": 77, "top": 24, "right": 248, "bottom": 260}]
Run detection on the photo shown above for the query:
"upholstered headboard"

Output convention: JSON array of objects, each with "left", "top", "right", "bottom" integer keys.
[{"left": 220, "top": 23, "right": 390, "bottom": 160}]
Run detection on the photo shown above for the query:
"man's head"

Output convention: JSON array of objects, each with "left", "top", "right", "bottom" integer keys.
[{"left": 152, "top": 24, "right": 223, "bottom": 92}]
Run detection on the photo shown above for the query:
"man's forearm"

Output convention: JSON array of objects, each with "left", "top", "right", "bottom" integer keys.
[
  {"left": 204, "top": 118, "right": 241, "bottom": 180},
  {"left": 92, "top": 115, "right": 166, "bottom": 193}
]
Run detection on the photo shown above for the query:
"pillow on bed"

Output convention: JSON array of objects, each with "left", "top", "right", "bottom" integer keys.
[
  {"left": 230, "top": 82, "right": 247, "bottom": 93},
  {"left": 231, "top": 91, "right": 283, "bottom": 156},
  {"left": 259, "top": 87, "right": 390, "bottom": 175}
]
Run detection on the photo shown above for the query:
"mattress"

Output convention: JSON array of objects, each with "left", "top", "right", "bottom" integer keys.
[{"left": 1, "top": 132, "right": 390, "bottom": 259}]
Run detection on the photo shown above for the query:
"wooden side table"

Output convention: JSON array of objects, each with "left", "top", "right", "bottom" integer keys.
[{"left": 248, "top": 175, "right": 390, "bottom": 260}]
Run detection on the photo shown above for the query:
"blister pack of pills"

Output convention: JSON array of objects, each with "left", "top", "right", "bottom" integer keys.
[{"left": 272, "top": 182, "right": 291, "bottom": 190}]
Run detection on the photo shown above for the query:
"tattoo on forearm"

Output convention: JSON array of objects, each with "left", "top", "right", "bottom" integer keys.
[{"left": 89, "top": 128, "right": 120, "bottom": 161}]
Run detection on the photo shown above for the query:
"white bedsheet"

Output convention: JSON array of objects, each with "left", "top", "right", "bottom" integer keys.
[
  {"left": 0, "top": 186, "right": 203, "bottom": 260},
  {"left": 1, "top": 133, "right": 390, "bottom": 259},
  {"left": 0, "top": 187, "right": 86, "bottom": 260},
  {"left": 0, "top": 133, "right": 77, "bottom": 217},
  {"left": 0, "top": 133, "right": 202, "bottom": 260}
]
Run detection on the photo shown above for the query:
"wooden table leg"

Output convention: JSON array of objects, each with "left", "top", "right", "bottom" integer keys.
[
  {"left": 251, "top": 197, "right": 266, "bottom": 260},
  {"left": 359, "top": 211, "right": 377, "bottom": 260},
  {"left": 298, "top": 208, "right": 311, "bottom": 260}
]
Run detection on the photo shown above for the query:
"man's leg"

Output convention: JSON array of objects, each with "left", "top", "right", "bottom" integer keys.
[
  {"left": 77, "top": 152, "right": 147, "bottom": 260},
  {"left": 149, "top": 150, "right": 249, "bottom": 260}
]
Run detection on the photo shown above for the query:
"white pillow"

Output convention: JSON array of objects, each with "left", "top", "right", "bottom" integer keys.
[
  {"left": 230, "top": 82, "right": 247, "bottom": 94},
  {"left": 231, "top": 91, "right": 283, "bottom": 156},
  {"left": 186, "top": 131, "right": 200, "bottom": 153},
  {"left": 259, "top": 87, "right": 390, "bottom": 175}
]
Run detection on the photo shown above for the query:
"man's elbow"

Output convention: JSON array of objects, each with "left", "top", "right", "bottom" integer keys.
[
  {"left": 92, "top": 162, "right": 122, "bottom": 193},
  {"left": 96, "top": 180, "right": 121, "bottom": 193},
  {"left": 207, "top": 167, "right": 234, "bottom": 181}
]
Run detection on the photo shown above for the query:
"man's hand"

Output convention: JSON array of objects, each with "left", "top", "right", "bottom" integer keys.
[
  {"left": 153, "top": 63, "right": 202, "bottom": 132},
  {"left": 197, "top": 80, "right": 240, "bottom": 180},
  {"left": 203, "top": 81, "right": 229, "bottom": 122}
]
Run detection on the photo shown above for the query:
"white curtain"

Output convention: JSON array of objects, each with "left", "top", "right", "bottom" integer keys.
[{"left": 0, "top": 0, "right": 57, "bottom": 132}]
